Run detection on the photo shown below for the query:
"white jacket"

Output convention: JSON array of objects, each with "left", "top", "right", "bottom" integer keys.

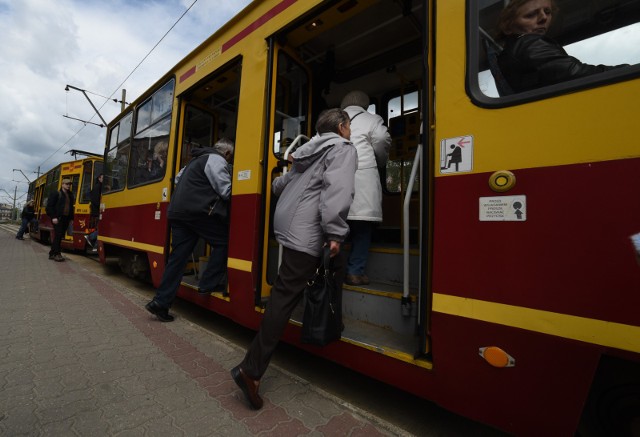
[{"left": 343, "top": 106, "right": 392, "bottom": 222}]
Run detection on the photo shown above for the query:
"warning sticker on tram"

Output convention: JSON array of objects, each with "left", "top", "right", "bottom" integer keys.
[
  {"left": 479, "top": 195, "right": 527, "bottom": 221},
  {"left": 440, "top": 135, "right": 473, "bottom": 174}
]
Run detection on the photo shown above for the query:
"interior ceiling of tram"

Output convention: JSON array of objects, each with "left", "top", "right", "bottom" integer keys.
[{"left": 284, "top": 0, "right": 425, "bottom": 106}]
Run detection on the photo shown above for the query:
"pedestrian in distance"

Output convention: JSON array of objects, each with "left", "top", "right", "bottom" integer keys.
[
  {"left": 340, "top": 90, "right": 391, "bottom": 286},
  {"left": 145, "top": 138, "right": 234, "bottom": 322},
  {"left": 16, "top": 200, "right": 35, "bottom": 240},
  {"left": 231, "top": 108, "right": 358, "bottom": 410},
  {"left": 45, "top": 178, "right": 75, "bottom": 262}
]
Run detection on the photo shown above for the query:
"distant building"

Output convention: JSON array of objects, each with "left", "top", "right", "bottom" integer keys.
[{"left": 0, "top": 203, "right": 14, "bottom": 221}]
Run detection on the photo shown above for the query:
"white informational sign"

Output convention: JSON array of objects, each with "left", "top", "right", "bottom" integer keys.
[
  {"left": 238, "top": 170, "right": 251, "bottom": 181},
  {"left": 440, "top": 135, "right": 473, "bottom": 174},
  {"left": 479, "top": 195, "right": 527, "bottom": 221},
  {"left": 155, "top": 211, "right": 161, "bottom": 220},
  {"left": 162, "top": 187, "right": 168, "bottom": 201}
]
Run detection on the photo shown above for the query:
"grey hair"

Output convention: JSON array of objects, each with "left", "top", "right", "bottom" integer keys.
[
  {"left": 213, "top": 138, "right": 235, "bottom": 155},
  {"left": 315, "top": 108, "right": 350, "bottom": 135},
  {"left": 340, "top": 90, "right": 370, "bottom": 110}
]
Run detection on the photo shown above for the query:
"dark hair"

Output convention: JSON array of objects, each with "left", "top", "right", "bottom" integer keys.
[
  {"left": 315, "top": 108, "right": 349, "bottom": 135},
  {"left": 496, "top": 0, "right": 558, "bottom": 40}
]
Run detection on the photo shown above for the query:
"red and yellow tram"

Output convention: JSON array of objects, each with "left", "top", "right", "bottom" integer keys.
[
  {"left": 98, "top": 1, "right": 640, "bottom": 435},
  {"left": 29, "top": 151, "right": 103, "bottom": 253}
]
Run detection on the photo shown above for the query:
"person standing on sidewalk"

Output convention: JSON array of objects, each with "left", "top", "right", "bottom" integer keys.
[
  {"left": 45, "top": 178, "right": 75, "bottom": 262},
  {"left": 231, "top": 108, "right": 357, "bottom": 410},
  {"left": 145, "top": 138, "right": 234, "bottom": 322},
  {"left": 340, "top": 90, "right": 391, "bottom": 286},
  {"left": 15, "top": 200, "right": 35, "bottom": 240}
]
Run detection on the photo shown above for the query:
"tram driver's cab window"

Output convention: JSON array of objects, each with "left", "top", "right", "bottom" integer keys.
[{"left": 472, "top": 0, "right": 640, "bottom": 101}]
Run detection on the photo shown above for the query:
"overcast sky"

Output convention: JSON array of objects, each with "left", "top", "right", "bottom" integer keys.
[{"left": 0, "top": 0, "right": 251, "bottom": 207}]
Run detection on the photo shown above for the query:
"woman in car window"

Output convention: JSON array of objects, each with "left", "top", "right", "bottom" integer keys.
[{"left": 496, "top": 0, "right": 628, "bottom": 93}]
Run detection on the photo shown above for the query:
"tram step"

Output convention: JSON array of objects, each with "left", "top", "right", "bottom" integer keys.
[{"left": 342, "top": 245, "right": 420, "bottom": 288}]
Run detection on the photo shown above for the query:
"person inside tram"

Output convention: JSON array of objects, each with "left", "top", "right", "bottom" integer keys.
[
  {"left": 496, "top": 0, "right": 629, "bottom": 93},
  {"left": 340, "top": 90, "right": 391, "bottom": 286},
  {"left": 136, "top": 140, "right": 168, "bottom": 182}
]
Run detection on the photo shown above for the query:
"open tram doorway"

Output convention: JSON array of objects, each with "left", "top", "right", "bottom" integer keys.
[
  {"left": 262, "top": 0, "right": 431, "bottom": 360},
  {"left": 174, "top": 58, "right": 242, "bottom": 295}
]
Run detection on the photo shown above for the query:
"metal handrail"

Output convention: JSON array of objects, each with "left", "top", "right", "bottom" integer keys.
[
  {"left": 277, "top": 134, "right": 309, "bottom": 267},
  {"left": 402, "top": 144, "right": 422, "bottom": 314}
]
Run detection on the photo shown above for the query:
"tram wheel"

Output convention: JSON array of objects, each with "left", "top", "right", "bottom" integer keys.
[
  {"left": 578, "top": 356, "right": 640, "bottom": 437},
  {"left": 118, "top": 250, "right": 151, "bottom": 282}
]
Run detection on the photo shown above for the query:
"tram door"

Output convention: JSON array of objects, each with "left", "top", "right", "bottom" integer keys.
[
  {"left": 261, "top": 43, "right": 312, "bottom": 300},
  {"left": 174, "top": 60, "right": 242, "bottom": 287},
  {"left": 260, "top": 1, "right": 432, "bottom": 356}
]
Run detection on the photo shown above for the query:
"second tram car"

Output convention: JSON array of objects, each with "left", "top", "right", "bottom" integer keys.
[{"left": 29, "top": 151, "right": 103, "bottom": 253}]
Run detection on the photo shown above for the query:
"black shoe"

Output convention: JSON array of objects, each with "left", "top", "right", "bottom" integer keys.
[
  {"left": 145, "top": 300, "right": 175, "bottom": 322},
  {"left": 53, "top": 254, "right": 65, "bottom": 262},
  {"left": 231, "top": 366, "right": 263, "bottom": 409},
  {"left": 48, "top": 254, "right": 55, "bottom": 260},
  {"left": 197, "top": 281, "right": 227, "bottom": 295},
  {"left": 16, "top": 236, "right": 24, "bottom": 240}
]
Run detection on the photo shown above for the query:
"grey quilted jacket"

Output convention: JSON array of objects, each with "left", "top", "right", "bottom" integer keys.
[{"left": 272, "top": 132, "right": 358, "bottom": 257}]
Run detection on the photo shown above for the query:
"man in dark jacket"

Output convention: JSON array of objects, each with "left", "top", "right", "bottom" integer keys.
[
  {"left": 145, "top": 138, "right": 234, "bottom": 322},
  {"left": 45, "top": 178, "right": 75, "bottom": 262},
  {"left": 15, "top": 200, "right": 35, "bottom": 240}
]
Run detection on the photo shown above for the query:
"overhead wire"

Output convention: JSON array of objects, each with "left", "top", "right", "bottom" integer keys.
[{"left": 39, "top": 0, "right": 199, "bottom": 172}]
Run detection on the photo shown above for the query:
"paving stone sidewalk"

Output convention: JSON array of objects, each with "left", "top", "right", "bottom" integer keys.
[{"left": 0, "top": 229, "right": 410, "bottom": 436}]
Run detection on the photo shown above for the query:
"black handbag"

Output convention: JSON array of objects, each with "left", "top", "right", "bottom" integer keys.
[
  {"left": 208, "top": 197, "right": 228, "bottom": 222},
  {"left": 301, "top": 248, "right": 342, "bottom": 346}
]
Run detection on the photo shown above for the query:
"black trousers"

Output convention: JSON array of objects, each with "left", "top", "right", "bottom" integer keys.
[
  {"left": 50, "top": 216, "right": 71, "bottom": 256},
  {"left": 240, "top": 246, "right": 344, "bottom": 380}
]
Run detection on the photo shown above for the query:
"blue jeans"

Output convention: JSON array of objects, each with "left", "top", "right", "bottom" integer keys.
[
  {"left": 87, "top": 230, "right": 98, "bottom": 245},
  {"left": 346, "top": 220, "right": 374, "bottom": 276},
  {"left": 153, "top": 217, "right": 228, "bottom": 309},
  {"left": 16, "top": 218, "right": 31, "bottom": 238}
]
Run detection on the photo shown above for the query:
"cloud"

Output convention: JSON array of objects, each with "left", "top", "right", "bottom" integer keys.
[{"left": 0, "top": 0, "right": 250, "bottom": 202}]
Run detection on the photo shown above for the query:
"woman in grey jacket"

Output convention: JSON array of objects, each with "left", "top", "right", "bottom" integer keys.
[{"left": 231, "top": 108, "right": 357, "bottom": 410}]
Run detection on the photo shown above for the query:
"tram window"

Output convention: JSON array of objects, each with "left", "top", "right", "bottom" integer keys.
[
  {"left": 178, "top": 58, "right": 241, "bottom": 176},
  {"left": 69, "top": 175, "right": 80, "bottom": 199},
  {"left": 181, "top": 106, "right": 214, "bottom": 169},
  {"left": 386, "top": 91, "right": 420, "bottom": 194},
  {"left": 273, "top": 52, "right": 310, "bottom": 157},
  {"left": 43, "top": 166, "right": 61, "bottom": 207},
  {"left": 471, "top": 0, "right": 640, "bottom": 103},
  {"left": 129, "top": 117, "right": 171, "bottom": 187},
  {"left": 135, "top": 79, "right": 174, "bottom": 134},
  {"left": 103, "top": 112, "right": 133, "bottom": 193},
  {"left": 80, "top": 161, "right": 93, "bottom": 204}
]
